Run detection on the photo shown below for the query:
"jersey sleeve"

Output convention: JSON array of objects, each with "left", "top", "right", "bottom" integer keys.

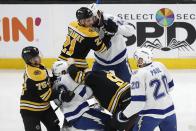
[
  {"left": 105, "top": 14, "right": 135, "bottom": 37},
  {"left": 160, "top": 63, "right": 174, "bottom": 92},
  {"left": 26, "top": 66, "right": 59, "bottom": 102},
  {"left": 118, "top": 23, "right": 135, "bottom": 37},
  {"left": 122, "top": 70, "right": 146, "bottom": 118},
  {"left": 88, "top": 34, "right": 112, "bottom": 53},
  {"left": 67, "top": 64, "right": 85, "bottom": 84},
  {"left": 26, "top": 77, "right": 53, "bottom": 102},
  {"left": 115, "top": 18, "right": 135, "bottom": 37}
]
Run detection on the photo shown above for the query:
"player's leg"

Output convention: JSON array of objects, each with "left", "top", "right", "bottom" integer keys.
[
  {"left": 20, "top": 113, "right": 41, "bottom": 131},
  {"left": 40, "top": 107, "right": 60, "bottom": 131},
  {"left": 72, "top": 108, "right": 111, "bottom": 130},
  {"left": 159, "top": 114, "right": 177, "bottom": 131},
  {"left": 132, "top": 116, "right": 161, "bottom": 131},
  {"left": 113, "top": 59, "right": 132, "bottom": 82}
]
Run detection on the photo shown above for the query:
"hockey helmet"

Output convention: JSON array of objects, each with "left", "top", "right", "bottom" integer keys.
[
  {"left": 52, "top": 61, "right": 69, "bottom": 77},
  {"left": 21, "top": 46, "right": 40, "bottom": 65},
  {"left": 76, "top": 7, "right": 93, "bottom": 20},
  {"left": 133, "top": 47, "right": 153, "bottom": 67}
]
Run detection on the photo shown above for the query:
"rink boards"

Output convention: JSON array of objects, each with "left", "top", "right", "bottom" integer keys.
[
  {"left": 0, "top": 4, "right": 196, "bottom": 69},
  {"left": 0, "top": 58, "right": 196, "bottom": 69}
]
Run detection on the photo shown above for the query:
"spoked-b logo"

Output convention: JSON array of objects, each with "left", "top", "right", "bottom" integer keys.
[{"left": 119, "top": 8, "right": 196, "bottom": 51}]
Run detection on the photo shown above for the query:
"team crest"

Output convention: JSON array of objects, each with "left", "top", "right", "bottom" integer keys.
[{"left": 34, "top": 70, "right": 41, "bottom": 75}]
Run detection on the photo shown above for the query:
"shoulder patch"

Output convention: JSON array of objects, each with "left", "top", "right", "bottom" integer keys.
[
  {"left": 26, "top": 65, "right": 47, "bottom": 81},
  {"left": 69, "top": 21, "right": 98, "bottom": 38},
  {"left": 34, "top": 70, "right": 41, "bottom": 75}
]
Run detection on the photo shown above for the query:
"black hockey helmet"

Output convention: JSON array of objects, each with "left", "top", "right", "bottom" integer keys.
[
  {"left": 21, "top": 46, "right": 39, "bottom": 65},
  {"left": 76, "top": 7, "right": 93, "bottom": 20}
]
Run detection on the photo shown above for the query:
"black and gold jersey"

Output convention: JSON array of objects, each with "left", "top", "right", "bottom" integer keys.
[
  {"left": 67, "top": 65, "right": 131, "bottom": 114},
  {"left": 58, "top": 21, "right": 111, "bottom": 70},
  {"left": 20, "top": 65, "right": 54, "bottom": 113}
]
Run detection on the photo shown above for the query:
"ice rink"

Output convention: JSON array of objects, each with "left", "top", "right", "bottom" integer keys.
[{"left": 0, "top": 69, "right": 196, "bottom": 131}]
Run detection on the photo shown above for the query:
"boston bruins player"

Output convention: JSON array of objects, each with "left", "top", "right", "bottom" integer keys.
[
  {"left": 58, "top": 7, "right": 118, "bottom": 70},
  {"left": 67, "top": 64, "right": 131, "bottom": 115},
  {"left": 64, "top": 63, "right": 139, "bottom": 130},
  {"left": 20, "top": 46, "right": 72, "bottom": 131}
]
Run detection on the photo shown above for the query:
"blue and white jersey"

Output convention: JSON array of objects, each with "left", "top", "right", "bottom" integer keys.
[
  {"left": 53, "top": 74, "right": 93, "bottom": 124},
  {"left": 123, "top": 62, "right": 175, "bottom": 119},
  {"left": 94, "top": 14, "right": 135, "bottom": 66}
]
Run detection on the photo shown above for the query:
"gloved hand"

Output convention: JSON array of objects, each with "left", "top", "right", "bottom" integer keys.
[
  {"left": 57, "top": 85, "right": 75, "bottom": 102},
  {"left": 106, "top": 111, "right": 129, "bottom": 131},
  {"left": 59, "top": 90, "right": 75, "bottom": 102},
  {"left": 103, "top": 19, "right": 118, "bottom": 35}
]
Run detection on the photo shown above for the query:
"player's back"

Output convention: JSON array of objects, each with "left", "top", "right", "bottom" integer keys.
[
  {"left": 58, "top": 21, "right": 109, "bottom": 69},
  {"left": 84, "top": 71, "right": 130, "bottom": 113},
  {"left": 139, "top": 62, "right": 175, "bottom": 118}
]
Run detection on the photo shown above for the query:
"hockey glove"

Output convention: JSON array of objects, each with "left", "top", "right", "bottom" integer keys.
[
  {"left": 58, "top": 85, "right": 75, "bottom": 102},
  {"left": 107, "top": 111, "right": 129, "bottom": 131},
  {"left": 103, "top": 19, "right": 118, "bottom": 35}
]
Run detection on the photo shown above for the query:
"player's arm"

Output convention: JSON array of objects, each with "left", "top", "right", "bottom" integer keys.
[
  {"left": 116, "top": 20, "right": 135, "bottom": 37},
  {"left": 31, "top": 78, "right": 74, "bottom": 103},
  {"left": 108, "top": 71, "right": 146, "bottom": 130},
  {"left": 26, "top": 67, "right": 61, "bottom": 101},
  {"left": 88, "top": 34, "right": 112, "bottom": 53},
  {"left": 67, "top": 64, "right": 85, "bottom": 84},
  {"left": 160, "top": 63, "right": 174, "bottom": 92},
  {"left": 122, "top": 71, "right": 146, "bottom": 118},
  {"left": 27, "top": 78, "right": 55, "bottom": 102},
  {"left": 67, "top": 65, "right": 99, "bottom": 88},
  {"left": 104, "top": 14, "right": 134, "bottom": 37},
  {"left": 105, "top": 71, "right": 145, "bottom": 130}
]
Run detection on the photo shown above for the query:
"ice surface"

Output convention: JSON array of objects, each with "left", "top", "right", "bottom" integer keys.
[{"left": 0, "top": 69, "right": 196, "bottom": 131}]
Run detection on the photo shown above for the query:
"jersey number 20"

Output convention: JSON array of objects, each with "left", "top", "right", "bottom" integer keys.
[{"left": 150, "top": 75, "right": 168, "bottom": 100}]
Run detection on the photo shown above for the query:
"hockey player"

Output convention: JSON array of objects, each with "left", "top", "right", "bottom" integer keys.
[
  {"left": 67, "top": 63, "right": 131, "bottom": 115},
  {"left": 113, "top": 48, "right": 177, "bottom": 131},
  {"left": 88, "top": 3, "right": 135, "bottom": 82},
  {"left": 51, "top": 61, "right": 111, "bottom": 131},
  {"left": 58, "top": 7, "right": 117, "bottom": 71},
  {"left": 66, "top": 63, "right": 140, "bottom": 130},
  {"left": 20, "top": 46, "right": 72, "bottom": 131}
]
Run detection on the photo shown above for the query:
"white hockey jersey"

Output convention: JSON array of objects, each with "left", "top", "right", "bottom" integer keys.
[
  {"left": 94, "top": 14, "right": 135, "bottom": 66},
  {"left": 53, "top": 74, "right": 94, "bottom": 124},
  {"left": 123, "top": 62, "right": 175, "bottom": 119}
]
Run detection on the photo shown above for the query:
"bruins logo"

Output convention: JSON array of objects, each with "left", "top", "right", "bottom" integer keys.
[
  {"left": 34, "top": 70, "right": 41, "bottom": 75},
  {"left": 89, "top": 28, "right": 94, "bottom": 32}
]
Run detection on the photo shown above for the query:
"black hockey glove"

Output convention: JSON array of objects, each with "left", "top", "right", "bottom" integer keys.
[
  {"left": 103, "top": 19, "right": 118, "bottom": 35},
  {"left": 59, "top": 90, "right": 75, "bottom": 102},
  {"left": 107, "top": 111, "right": 129, "bottom": 131},
  {"left": 57, "top": 85, "right": 75, "bottom": 102}
]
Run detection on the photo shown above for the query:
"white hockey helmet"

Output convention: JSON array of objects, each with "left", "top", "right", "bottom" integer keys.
[
  {"left": 52, "top": 61, "right": 69, "bottom": 77},
  {"left": 133, "top": 47, "right": 153, "bottom": 67}
]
